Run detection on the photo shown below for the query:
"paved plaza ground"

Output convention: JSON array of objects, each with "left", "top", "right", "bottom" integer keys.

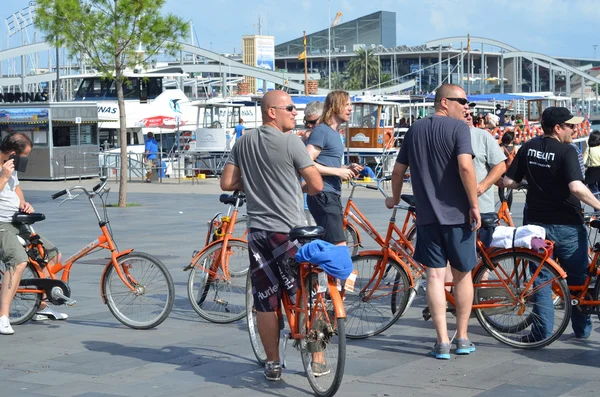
[{"left": 0, "top": 177, "right": 597, "bottom": 397}]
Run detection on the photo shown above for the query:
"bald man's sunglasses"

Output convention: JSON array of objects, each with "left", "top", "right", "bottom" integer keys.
[
  {"left": 270, "top": 104, "right": 296, "bottom": 112},
  {"left": 445, "top": 97, "right": 469, "bottom": 105}
]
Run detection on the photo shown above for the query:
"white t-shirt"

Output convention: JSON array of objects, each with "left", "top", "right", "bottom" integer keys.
[{"left": 0, "top": 172, "right": 20, "bottom": 222}]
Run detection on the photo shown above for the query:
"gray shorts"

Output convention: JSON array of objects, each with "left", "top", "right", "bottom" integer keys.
[
  {"left": 414, "top": 223, "right": 477, "bottom": 273},
  {"left": 0, "top": 222, "right": 58, "bottom": 268}
]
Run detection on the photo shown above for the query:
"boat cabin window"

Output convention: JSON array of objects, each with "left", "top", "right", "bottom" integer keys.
[
  {"left": 75, "top": 77, "right": 164, "bottom": 100},
  {"left": 98, "top": 129, "right": 140, "bottom": 149},
  {"left": 380, "top": 106, "right": 394, "bottom": 128},
  {"left": 201, "top": 106, "right": 241, "bottom": 128},
  {"left": 351, "top": 104, "right": 378, "bottom": 128},
  {"left": 527, "top": 100, "right": 542, "bottom": 122}
]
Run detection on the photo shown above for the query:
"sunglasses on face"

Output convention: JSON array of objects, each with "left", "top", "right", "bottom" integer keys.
[
  {"left": 304, "top": 119, "right": 318, "bottom": 126},
  {"left": 270, "top": 104, "right": 296, "bottom": 112},
  {"left": 445, "top": 97, "right": 469, "bottom": 106}
]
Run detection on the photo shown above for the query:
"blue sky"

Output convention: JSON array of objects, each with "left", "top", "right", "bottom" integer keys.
[{"left": 2, "top": 0, "right": 599, "bottom": 59}]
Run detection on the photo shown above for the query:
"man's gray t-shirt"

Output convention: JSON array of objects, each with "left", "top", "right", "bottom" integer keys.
[
  {"left": 227, "top": 125, "right": 314, "bottom": 233},
  {"left": 305, "top": 123, "right": 344, "bottom": 195},
  {"left": 0, "top": 172, "right": 20, "bottom": 222},
  {"left": 470, "top": 127, "right": 506, "bottom": 213},
  {"left": 397, "top": 115, "right": 473, "bottom": 226}
]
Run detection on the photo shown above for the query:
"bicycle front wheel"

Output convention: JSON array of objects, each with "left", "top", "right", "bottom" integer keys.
[
  {"left": 245, "top": 270, "right": 267, "bottom": 364},
  {"left": 188, "top": 240, "right": 248, "bottom": 323},
  {"left": 345, "top": 254, "right": 411, "bottom": 339},
  {"left": 473, "top": 251, "right": 571, "bottom": 349},
  {"left": 103, "top": 252, "right": 174, "bottom": 330},
  {"left": 0, "top": 262, "right": 41, "bottom": 324},
  {"left": 299, "top": 274, "right": 345, "bottom": 397}
]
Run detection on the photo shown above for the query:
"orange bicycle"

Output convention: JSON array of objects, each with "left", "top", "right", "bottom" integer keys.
[
  {"left": 0, "top": 177, "right": 175, "bottom": 329},
  {"left": 246, "top": 226, "right": 346, "bottom": 397},
  {"left": 184, "top": 191, "right": 248, "bottom": 323},
  {"left": 343, "top": 177, "right": 417, "bottom": 256}
]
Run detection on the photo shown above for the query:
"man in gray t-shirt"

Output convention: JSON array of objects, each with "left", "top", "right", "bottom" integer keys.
[
  {"left": 385, "top": 84, "right": 481, "bottom": 360},
  {"left": 466, "top": 110, "right": 506, "bottom": 214},
  {"left": 221, "top": 90, "right": 322, "bottom": 381},
  {"left": 465, "top": 109, "right": 506, "bottom": 248}
]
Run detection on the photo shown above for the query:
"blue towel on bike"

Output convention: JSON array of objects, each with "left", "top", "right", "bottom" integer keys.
[{"left": 294, "top": 239, "right": 353, "bottom": 280}]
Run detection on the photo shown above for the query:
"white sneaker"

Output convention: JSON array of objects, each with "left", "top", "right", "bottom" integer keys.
[
  {"left": 0, "top": 315, "right": 14, "bottom": 335},
  {"left": 36, "top": 306, "right": 68, "bottom": 320}
]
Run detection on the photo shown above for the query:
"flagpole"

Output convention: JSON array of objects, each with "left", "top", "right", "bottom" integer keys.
[
  {"left": 328, "top": 0, "right": 331, "bottom": 90},
  {"left": 304, "top": 31, "right": 308, "bottom": 95},
  {"left": 467, "top": 33, "right": 471, "bottom": 95}
]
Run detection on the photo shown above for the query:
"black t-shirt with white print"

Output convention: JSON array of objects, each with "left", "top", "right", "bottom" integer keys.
[{"left": 506, "top": 136, "right": 584, "bottom": 225}]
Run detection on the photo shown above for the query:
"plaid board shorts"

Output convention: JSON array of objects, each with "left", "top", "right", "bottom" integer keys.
[{"left": 248, "top": 228, "right": 300, "bottom": 312}]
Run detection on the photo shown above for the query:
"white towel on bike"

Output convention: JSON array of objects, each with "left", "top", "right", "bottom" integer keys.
[{"left": 490, "top": 225, "right": 546, "bottom": 249}]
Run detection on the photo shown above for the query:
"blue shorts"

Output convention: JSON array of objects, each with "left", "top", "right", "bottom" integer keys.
[{"left": 414, "top": 223, "right": 477, "bottom": 272}]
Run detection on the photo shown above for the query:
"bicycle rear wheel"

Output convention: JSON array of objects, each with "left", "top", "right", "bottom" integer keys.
[
  {"left": 188, "top": 240, "right": 248, "bottom": 323},
  {"left": 344, "top": 223, "right": 359, "bottom": 256},
  {"left": 473, "top": 251, "right": 571, "bottom": 349},
  {"left": 299, "top": 274, "right": 345, "bottom": 397},
  {"left": 103, "top": 252, "right": 174, "bottom": 329},
  {"left": 0, "top": 262, "right": 41, "bottom": 324},
  {"left": 245, "top": 270, "right": 267, "bottom": 364},
  {"left": 344, "top": 254, "right": 411, "bottom": 339}
]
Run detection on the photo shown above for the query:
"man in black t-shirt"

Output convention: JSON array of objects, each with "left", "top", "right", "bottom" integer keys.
[
  {"left": 495, "top": 100, "right": 514, "bottom": 126},
  {"left": 504, "top": 107, "right": 600, "bottom": 341}
]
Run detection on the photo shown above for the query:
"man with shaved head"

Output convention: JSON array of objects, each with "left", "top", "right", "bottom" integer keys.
[
  {"left": 221, "top": 90, "right": 323, "bottom": 381},
  {"left": 385, "top": 84, "right": 480, "bottom": 359}
]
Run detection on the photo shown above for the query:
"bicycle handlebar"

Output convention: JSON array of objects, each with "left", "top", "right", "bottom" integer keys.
[
  {"left": 51, "top": 189, "right": 67, "bottom": 200},
  {"left": 51, "top": 177, "right": 108, "bottom": 201}
]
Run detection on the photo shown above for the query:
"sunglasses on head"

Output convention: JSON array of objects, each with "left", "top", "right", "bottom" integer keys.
[
  {"left": 270, "top": 104, "right": 296, "bottom": 112},
  {"left": 445, "top": 97, "right": 469, "bottom": 105},
  {"left": 304, "top": 119, "right": 318, "bottom": 126}
]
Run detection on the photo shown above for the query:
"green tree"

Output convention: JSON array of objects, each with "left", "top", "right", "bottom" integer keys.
[
  {"left": 35, "top": 0, "right": 187, "bottom": 207},
  {"left": 346, "top": 48, "right": 380, "bottom": 90}
]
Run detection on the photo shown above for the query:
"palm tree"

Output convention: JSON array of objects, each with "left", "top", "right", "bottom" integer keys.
[{"left": 346, "top": 48, "right": 380, "bottom": 90}]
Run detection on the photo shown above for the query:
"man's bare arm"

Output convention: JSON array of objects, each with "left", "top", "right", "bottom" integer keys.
[
  {"left": 298, "top": 165, "right": 323, "bottom": 196},
  {"left": 384, "top": 162, "right": 408, "bottom": 209},
  {"left": 220, "top": 164, "right": 244, "bottom": 191},
  {"left": 478, "top": 161, "right": 507, "bottom": 195},
  {"left": 457, "top": 153, "right": 481, "bottom": 229}
]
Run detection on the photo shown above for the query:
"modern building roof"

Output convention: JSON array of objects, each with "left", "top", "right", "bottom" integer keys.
[{"left": 275, "top": 11, "right": 396, "bottom": 57}]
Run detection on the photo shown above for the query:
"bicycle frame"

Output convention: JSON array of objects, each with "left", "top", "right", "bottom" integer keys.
[
  {"left": 16, "top": 180, "right": 140, "bottom": 301},
  {"left": 497, "top": 199, "right": 514, "bottom": 227},
  {"left": 280, "top": 263, "right": 345, "bottom": 340},
  {"left": 559, "top": 242, "right": 600, "bottom": 307},
  {"left": 445, "top": 239, "right": 566, "bottom": 311},
  {"left": 186, "top": 192, "right": 246, "bottom": 280},
  {"left": 344, "top": 181, "right": 416, "bottom": 256}
]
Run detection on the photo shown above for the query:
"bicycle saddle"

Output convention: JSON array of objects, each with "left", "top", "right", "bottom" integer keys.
[
  {"left": 289, "top": 226, "right": 325, "bottom": 242},
  {"left": 480, "top": 213, "right": 499, "bottom": 229},
  {"left": 400, "top": 194, "right": 416, "bottom": 212},
  {"left": 12, "top": 212, "right": 46, "bottom": 225},
  {"left": 590, "top": 220, "right": 600, "bottom": 230}
]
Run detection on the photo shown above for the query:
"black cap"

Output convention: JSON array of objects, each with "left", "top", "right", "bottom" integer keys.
[
  {"left": 541, "top": 107, "right": 584, "bottom": 130},
  {"left": 468, "top": 102, "right": 476, "bottom": 108},
  {"left": 495, "top": 104, "right": 501, "bottom": 109}
]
